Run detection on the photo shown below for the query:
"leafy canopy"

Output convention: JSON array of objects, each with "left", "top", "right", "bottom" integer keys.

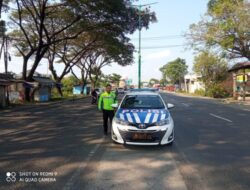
[
  {"left": 187, "top": 0, "right": 250, "bottom": 60},
  {"left": 160, "top": 58, "right": 188, "bottom": 85},
  {"left": 193, "top": 51, "right": 228, "bottom": 88}
]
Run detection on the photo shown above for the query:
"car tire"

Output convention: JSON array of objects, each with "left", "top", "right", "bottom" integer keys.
[
  {"left": 112, "top": 140, "right": 119, "bottom": 144},
  {"left": 168, "top": 141, "right": 174, "bottom": 146}
]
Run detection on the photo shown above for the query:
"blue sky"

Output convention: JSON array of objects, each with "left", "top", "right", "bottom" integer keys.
[
  {"left": 103, "top": 0, "right": 209, "bottom": 84},
  {"left": 1, "top": 0, "right": 209, "bottom": 84}
]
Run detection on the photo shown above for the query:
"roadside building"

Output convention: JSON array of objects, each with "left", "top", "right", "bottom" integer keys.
[
  {"left": 228, "top": 62, "right": 250, "bottom": 101},
  {"left": 8, "top": 79, "right": 26, "bottom": 103},
  {"left": 0, "top": 73, "right": 12, "bottom": 108},
  {"left": 184, "top": 73, "right": 205, "bottom": 93},
  {"left": 15, "top": 72, "right": 57, "bottom": 102},
  {"left": 119, "top": 78, "right": 133, "bottom": 88},
  {"left": 0, "top": 73, "right": 25, "bottom": 107},
  {"left": 31, "top": 76, "right": 55, "bottom": 101},
  {"left": 73, "top": 84, "right": 90, "bottom": 95}
]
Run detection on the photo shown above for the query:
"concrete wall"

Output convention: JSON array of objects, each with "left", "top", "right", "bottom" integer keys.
[{"left": 184, "top": 74, "right": 205, "bottom": 93}]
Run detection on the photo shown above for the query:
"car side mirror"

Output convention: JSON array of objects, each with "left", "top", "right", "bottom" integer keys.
[
  {"left": 111, "top": 103, "right": 118, "bottom": 109},
  {"left": 167, "top": 103, "right": 175, "bottom": 109}
]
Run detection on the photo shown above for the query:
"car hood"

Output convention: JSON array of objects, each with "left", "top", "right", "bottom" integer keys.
[{"left": 116, "top": 109, "right": 169, "bottom": 124}]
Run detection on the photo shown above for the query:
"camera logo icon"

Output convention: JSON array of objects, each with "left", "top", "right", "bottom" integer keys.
[{"left": 6, "top": 172, "right": 16, "bottom": 182}]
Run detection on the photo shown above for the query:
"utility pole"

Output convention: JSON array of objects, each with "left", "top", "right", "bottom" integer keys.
[
  {"left": 138, "top": 4, "right": 141, "bottom": 89},
  {"left": 134, "top": 1, "right": 157, "bottom": 88}
]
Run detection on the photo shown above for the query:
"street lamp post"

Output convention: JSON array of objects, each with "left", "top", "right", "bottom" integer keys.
[
  {"left": 138, "top": 5, "right": 142, "bottom": 88},
  {"left": 135, "top": 2, "right": 157, "bottom": 88}
]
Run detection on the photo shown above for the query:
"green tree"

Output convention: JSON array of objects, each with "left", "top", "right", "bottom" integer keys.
[
  {"left": 193, "top": 51, "right": 228, "bottom": 96},
  {"left": 187, "top": 0, "right": 250, "bottom": 60},
  {"left": 0, "top": 0, "right": 158, "bottom": 101},
  {"left": 9, "top": 1, "right": 84, "bottom": 81},
  {"left": 8, "top": 0, "right": 156, "bottom": 101},
  {"left": 160, "top": 58, "right": 188, "bottom": 85},
  {"left": 97, "top": 74, "right": 111, "bottom": 87},
  {"left": 109, "top": 73, "right": 122, "bottom": 87},
  {"left": 47, "top": 33, "right": 97, "bottom": 96},
  {"left": 149, "top": 78, "right": 159, "bottom": 86},
  {"left": 159, "top": 79, "right": 167, "bottom": 86},
  {"left": 61, "top": 75, "right": 79, "bottom": 96}
]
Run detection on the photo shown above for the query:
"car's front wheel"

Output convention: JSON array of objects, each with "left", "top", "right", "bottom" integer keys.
[{"left": 167, "top": 140, "right": 174, "bottom": 146}]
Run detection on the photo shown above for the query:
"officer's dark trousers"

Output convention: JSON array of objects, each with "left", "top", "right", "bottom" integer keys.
[{"left": 102, "top": 109, "right": 114, "bottom": 134}]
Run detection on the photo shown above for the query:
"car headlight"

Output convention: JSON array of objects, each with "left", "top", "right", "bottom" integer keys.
[
  {"left": 155, "top": 119, "right": 170, "bottom": 126},
  {"left": 114, "top": 117, "right": 129, "bottom": 125}
]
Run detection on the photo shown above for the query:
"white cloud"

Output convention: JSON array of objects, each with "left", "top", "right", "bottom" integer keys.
[{"left": 144, "top": 50, "right": 171, "bottom": 60}]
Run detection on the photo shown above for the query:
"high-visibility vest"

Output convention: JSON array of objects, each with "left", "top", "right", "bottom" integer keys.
[{"left": 98, "top": 91, "right": 117, "bottom": 111}]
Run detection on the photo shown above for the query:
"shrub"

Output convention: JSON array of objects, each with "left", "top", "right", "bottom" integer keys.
[
  {"left": 206, "top": 84, "right": 230, "bottom": 98},
  {"left": 194, "top": 89, "right": 206, "bottom": 96},
  {"left": 175, "top": 89, "right": 186, "bottom": 93}
]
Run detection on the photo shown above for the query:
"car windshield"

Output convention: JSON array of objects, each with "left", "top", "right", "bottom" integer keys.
[{"left": 121, "top": 95, "right": 165, "bottom": 109}]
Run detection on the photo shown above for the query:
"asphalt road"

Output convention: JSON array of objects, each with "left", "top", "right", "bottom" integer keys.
[{"left": 0, "top": 93, "right": 249, "bottom": 190}]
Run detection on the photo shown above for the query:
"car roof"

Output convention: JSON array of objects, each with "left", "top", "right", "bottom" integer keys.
[
  {"left": 128, "top": 88, "right": 159, "bottom": 92},
  {"left": 125, "top": 91, "right": 160, "bottom": 96}
]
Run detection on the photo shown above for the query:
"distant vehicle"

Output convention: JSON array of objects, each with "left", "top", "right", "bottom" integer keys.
[
  {"left": 111, "top": 91, "right": 175, "bottom": 146},
  {"left": 94, "top": 88, "right": 104, "bottom": 98},
  {"left": 117, "top": 88, "right": 125, "bottom": 94}
]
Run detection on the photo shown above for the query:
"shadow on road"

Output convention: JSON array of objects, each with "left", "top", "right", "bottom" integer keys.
[{"left": 0, "top": 98, "right": 105, "bottom": 190}]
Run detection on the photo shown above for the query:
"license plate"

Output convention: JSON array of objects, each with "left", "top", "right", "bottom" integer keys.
[{"left": 132, "top": 133, "right": 152, "bottom": 140}]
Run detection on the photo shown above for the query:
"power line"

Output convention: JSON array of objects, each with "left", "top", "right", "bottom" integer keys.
[
  {"left": 131, "top": 35, "right": 185, "bottom": 41},
  {"left": 134, "top": 44, "right": 185, "bottom": 49}
]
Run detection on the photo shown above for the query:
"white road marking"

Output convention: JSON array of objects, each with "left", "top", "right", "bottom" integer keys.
[
  {"left": 133, "top": 112, "right": 141, "bottom": 123},
  {"left": 63, "top": 137, "right": 104, "bottom": 190},
  {"left": 243, "top": 109, "right": 250, "bottom": 112},
  {"left": 181, "top": 103, "right": 189, "bottom": 107},
  {"left": 209, "top": 113, "right": 233, "bottom": 123},
  {"left": 144, "top": 113, "right": 152, "bottom": 123},
  {"left": 63, "top": 157, "right": 72, "bottom": 164}
]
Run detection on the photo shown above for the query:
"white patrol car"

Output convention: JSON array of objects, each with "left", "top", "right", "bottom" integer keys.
[{"left": 111, "top": 91, "right": 174, "bottom": 145}]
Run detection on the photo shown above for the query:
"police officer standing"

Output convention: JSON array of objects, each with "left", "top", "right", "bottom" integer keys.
[{"left": 98, "top": 84, "right": 118, "bottom": 135}]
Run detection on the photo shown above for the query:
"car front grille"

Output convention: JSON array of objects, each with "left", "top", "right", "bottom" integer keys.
[
  {"left": 118, "top": 129, "right": 166, "bottom": 143},
  {"left": 128, "top": 123, "right": 155, "bottom": 129}
]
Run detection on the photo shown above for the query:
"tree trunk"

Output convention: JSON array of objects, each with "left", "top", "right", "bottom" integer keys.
[
  {"left": 22, "top": 57, "right": 28, "bottom": 80},
  {"left": 80, "top": 70, "right": 85, "bottom": 94},
  {"left": 30, "top": 86, "right": 39, "bottom": 102},
  {"left": 56, "top": 85, "right": 63, "bottom": 97},
  {"left": 81, "top": 82, "right": 87, "bottom": 95},
  {"left": 56, "top": 80, "right": 63, "bottom": 97},
  {"left": 25, "top": 87, "right": 30, "bottom": 102},
  {"left": 27, "top": 47, "right": 48, "bottom": 81}
]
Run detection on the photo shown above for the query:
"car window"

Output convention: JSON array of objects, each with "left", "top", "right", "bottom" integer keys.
[{"left": 121, "top": 95, "right": 165, "bottom": 109}]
